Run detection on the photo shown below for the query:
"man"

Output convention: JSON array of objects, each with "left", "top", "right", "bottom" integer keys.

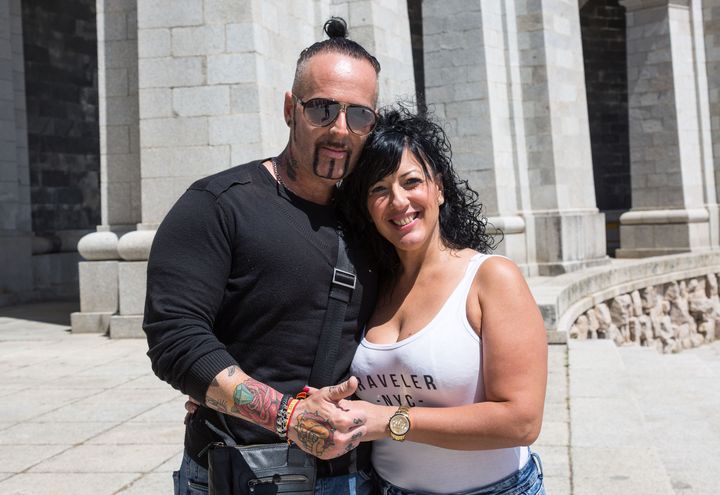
[{"left": 143, "top": 18, "right": 380, "bottom": 495}]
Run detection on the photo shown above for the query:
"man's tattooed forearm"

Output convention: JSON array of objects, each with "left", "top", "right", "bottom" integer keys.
[
  {"left": 206, "top": 396, "right": 228, "bottom": 413},
  {"left": 293, "top": 410, "right": 336, "bottom": 457},
  {"left": 230, "top": 377, "right": 282, "bottom": 429}
]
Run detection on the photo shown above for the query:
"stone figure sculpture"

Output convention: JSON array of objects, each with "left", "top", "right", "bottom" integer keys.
[
  {"left": 610, "top": 294, "right": 633, "bottom": 344},
  {"left": 569, "top": 274, "right": 719, "bottom": 353}
]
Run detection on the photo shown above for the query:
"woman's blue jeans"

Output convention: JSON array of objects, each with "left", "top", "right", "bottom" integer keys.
[
  {"left": 377, "top": 452, "right": 545, "bottom": 495},
  {"left": 173, "top": 451, "right": 374, "bottom": 495}
]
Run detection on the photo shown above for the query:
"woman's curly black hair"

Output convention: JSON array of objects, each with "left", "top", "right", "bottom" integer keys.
[{"left": 338, "top": 105, "right": 496, "bottom": 279}]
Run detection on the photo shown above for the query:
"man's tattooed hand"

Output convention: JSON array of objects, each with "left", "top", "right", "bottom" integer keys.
[{"left": 293, "top": 410, "right": 336, "bottom": 457}]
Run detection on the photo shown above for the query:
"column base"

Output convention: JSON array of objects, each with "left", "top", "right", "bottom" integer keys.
[
  {"left": 524, "top": 209, "right": 609, "bottom": 275},
  {"left": 110, "top": 314, "right": 144, "bottom": 338},
  {"left": 71, "top": 311, "right": 112, "bottom": 334},
  {"left": 619, "top": 208, "right": 714, "bottom": 257}
]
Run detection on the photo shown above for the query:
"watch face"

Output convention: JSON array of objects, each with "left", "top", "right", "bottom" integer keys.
[{"left": 390, "top": 414, "right": 410, "bottom": 435}]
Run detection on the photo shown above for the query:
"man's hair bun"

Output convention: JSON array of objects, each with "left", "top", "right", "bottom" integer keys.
[{"left": 324, "top": 17, "right": 348, "bottom": 39}]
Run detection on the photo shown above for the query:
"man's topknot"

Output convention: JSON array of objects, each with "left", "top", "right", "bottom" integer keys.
[
  {"left": 324, "top": 17, "right": 348, "bottom": 39},
  {"left": 292, "top": 16, "right": 381, "bottom": 95}
]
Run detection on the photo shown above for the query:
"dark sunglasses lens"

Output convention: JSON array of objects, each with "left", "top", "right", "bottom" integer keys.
[
  {"left": 346, "top": 106, "right": 376, "bottom": 135},
  {"left": 304, "top": 99, "right": 340, "bottom": 126}
]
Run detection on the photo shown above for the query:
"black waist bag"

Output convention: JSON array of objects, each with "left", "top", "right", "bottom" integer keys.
[{"left": 208, "top": 442, "right": 315, "bottom": 495}]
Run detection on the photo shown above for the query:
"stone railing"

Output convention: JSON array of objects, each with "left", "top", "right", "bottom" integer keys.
[
  {"left": 569, "top": 272, "right": 720, "bottom": 353},
  {"left": 532, "top": 250, "right": 720, "bottom": 348}
]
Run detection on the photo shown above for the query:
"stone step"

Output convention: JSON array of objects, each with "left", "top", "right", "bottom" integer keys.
[
  {"left": 618, "top": 341, "right": 720, "bottom": 494},
  {"left": 568, "top": 340, "right": 675, "bottom": 494}
]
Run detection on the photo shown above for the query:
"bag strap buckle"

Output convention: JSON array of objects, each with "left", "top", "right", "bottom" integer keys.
[{"left": 332, "top": 268, "right": 356, "bottom": 290}]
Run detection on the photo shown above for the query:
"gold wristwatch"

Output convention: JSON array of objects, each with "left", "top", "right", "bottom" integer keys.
[{"left": 388, "top": 405, "right": 411, "bottom": 441}]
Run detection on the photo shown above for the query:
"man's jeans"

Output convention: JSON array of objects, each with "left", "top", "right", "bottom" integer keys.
[{"left": 173, "top": 451, "right": 374, "bottom": 495}]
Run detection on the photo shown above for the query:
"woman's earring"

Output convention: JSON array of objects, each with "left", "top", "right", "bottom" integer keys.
[{"left": 438, "top": 195, "right": 444, "bottom": 205}]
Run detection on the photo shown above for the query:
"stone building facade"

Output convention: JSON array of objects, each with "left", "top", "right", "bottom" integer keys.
[{"left": 1, "top": 0, "right": 719, "bottom": 344}]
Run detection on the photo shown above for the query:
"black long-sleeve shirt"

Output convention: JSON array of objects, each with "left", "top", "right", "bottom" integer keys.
[{"left": 143, "top": 160, "right": 377, "bottom": 465}]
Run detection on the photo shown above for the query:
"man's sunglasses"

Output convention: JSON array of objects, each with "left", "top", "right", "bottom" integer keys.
[{"left": 293, "top": 95, "right": 377, "bottom": 136}]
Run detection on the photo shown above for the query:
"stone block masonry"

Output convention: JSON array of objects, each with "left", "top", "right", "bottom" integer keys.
[
  {"left": 0, "top": 0, "right": 32, "bottom": 299},
  {"left": 21, "top": 0, "right": 100, "bottom": 233}
]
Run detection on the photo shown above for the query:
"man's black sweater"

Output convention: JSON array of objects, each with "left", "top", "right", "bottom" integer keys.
[{"left": 143, "top": 160, "right": 377, "bottom": 467}]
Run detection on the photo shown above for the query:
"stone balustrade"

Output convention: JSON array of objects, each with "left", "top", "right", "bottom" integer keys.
[
  {"left": 570, "top": 272, "right": 720, "bottom": 353},
  {"left": 532, "top": 250, "right": 720, "bottom": 346}
]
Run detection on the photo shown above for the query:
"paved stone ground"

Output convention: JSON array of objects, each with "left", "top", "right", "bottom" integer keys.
[
  {"left": 1, "top": 303, "right": 718, "bottom": 494},
  {"left": 0, "top": 303, "right": 185, "bottom": 495}
]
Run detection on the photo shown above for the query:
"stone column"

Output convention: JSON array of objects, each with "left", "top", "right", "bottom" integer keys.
[
  {"left": 705, "top": 0, "right": 720, "bottom": 241},
  {"left": 422, "top": 0, "right": 606, "bottom": 274},
  {"left": 72, "top": 0, "right": 139, "bottom": 331},
  {"left": 422, "top": 0, "right": 529, "bottom": 264},
  {"left": 97, "top": 0, "right": 141, "bottom": 233},
  {"left": 515, "top": 0, "right": 608, "bottom": 274},
  {"left": 617, "top": 0, "right": 719, "bottom": 257},
  {"left": 0, "top": 0, "right": 32, "bottom": 304}
]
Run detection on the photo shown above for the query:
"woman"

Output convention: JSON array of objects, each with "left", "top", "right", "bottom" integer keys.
[{"left": 338, "top": 106, "right": 548, "bottom": 495}]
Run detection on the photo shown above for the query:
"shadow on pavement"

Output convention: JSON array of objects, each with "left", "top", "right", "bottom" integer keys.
[{"left": 0, "top": 301, "right": 79, "bottom": 326}]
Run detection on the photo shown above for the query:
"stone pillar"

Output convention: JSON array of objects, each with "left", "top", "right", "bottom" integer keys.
[
  {"left": 422, "top": 0, "right": 529, "bottom": 264},
  {"left": 71, "top": 0, "right": 139, "bottom": 331},
  {"left": 617, "top": 0, "right": 719, "bottom": 257},
  {"left": 97, "top": 0, "right": 141, "bottom": 233},
  {"left": 421, "top": 0, "right": 605, "bottom": 274},
  {"left": 0, "top": 0, "right": 32, "bottom": 304},
  {"left": 515, "top": 0, "right": 608, "bottom": 274},
  {"left": 705, "top": 0, "right": 720, "bottom": 243}
]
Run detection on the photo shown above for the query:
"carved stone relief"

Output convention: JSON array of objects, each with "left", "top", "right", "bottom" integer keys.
[{"left": 570, "top": 272, "right": 720, "bottom": 353}]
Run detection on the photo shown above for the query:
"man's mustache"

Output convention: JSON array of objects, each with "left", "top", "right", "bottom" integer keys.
[{"left": 316, "top": 140, "right": 351, "bottom": 151}]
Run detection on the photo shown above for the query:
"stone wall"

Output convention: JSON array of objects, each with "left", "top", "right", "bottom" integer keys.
[
  {"left": 21, "top": 0, "right": 100, "bottom": 233},
  {"left": 580, "top": 0, "right": 630, "bottom": 256},
  {"left": 0, "top": 0, "right": 32, "bottom": 301}
]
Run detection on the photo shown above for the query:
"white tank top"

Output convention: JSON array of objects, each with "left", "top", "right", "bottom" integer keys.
[{"left": 351, "top": 253, "right": 530, "bottom": 493}]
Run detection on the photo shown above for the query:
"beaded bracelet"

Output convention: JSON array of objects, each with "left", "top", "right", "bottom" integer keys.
[
  {"left": 275, "top": 394, "right": 293, "bottom": 439},
  {"left": 284, "top": 398, "right": 300, "bottom": 440}
]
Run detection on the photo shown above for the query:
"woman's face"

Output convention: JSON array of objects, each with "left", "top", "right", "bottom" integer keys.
[{"left": 366, "top": 147, "right": 444, "bottom": 254}]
